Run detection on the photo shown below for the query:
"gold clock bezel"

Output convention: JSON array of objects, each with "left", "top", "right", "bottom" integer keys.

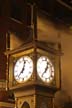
[
  {"left": 37, "top": 56, "right": 55, "bottom": 83},
  {"left": 14, "top": 56, "right": 33, "bottom": 83}
]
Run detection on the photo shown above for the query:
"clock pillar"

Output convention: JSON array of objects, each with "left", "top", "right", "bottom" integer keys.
[
  {"left": 13, "top": 84, "right": 58, "bottom": 108},
  {"left": 5, "top": 4, "right": 62, "bottom": 108}
]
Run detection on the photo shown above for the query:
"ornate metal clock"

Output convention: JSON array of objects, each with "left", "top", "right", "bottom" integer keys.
[
  {"left": 14, "top": 56, "right": 33, "bottom": 83},
  {"left": 37, "top": 56, "right": 54, "bottom": 83}
]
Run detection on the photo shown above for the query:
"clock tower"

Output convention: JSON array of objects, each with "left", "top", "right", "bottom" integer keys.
[{"left": 5, "top": 4, "right": 62, "bottom": 108}]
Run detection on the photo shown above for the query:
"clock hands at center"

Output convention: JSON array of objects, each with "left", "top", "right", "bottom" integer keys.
[
  {"left": 42, "top": 60, "right": 49, "bottom": 77},
  {"left": 18, "top": 59, "right": 26, "bottom": 78}
]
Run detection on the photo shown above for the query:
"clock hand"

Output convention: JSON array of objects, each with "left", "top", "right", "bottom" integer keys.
[
  {"left": 18, "top": 60, "right": 26, "bottom": 77},
  {"left": 42, "top": 61, "right": 49, "bottom": 77}
]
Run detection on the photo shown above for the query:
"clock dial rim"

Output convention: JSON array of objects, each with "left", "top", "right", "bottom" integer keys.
[
  {"left": 37, "top": 56, "right": 54, "bottom": 83},
  {"left": 14, "top": 56, "right": 33, "bottom": 83}
]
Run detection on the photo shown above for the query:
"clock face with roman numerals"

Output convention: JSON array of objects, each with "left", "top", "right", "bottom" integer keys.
[
  {"left": 37, "top": 56, "right": 54, "bottom": 83},
  {"left": 14, "top": 56, "right": 33, "bottom": 83}
]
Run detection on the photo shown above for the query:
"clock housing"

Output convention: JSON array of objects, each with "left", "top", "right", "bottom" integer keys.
[
  {"left": 8, "top": 48, "right": 34, "bottom": 88},
  {"left": 36, "top": 46, "right": 61, "bottom": 88},
  {"left": 5, "top": 40, "right": 61, "bottom": 90}
]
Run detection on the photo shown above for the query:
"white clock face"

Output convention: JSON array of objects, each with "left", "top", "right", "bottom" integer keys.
[
  {"left": 14, "top": 56, "right": 33, "bottom": 83},
  {"left": 37, "top": 56, "right": 54, "bottom": 83}
]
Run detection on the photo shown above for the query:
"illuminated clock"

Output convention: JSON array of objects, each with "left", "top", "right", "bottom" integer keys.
[
  {"left": 14, "top": 56, "right": 33, "bottom": 83},
  {"left": 37, "top": 56, "right": 54, "bottom": 83}
]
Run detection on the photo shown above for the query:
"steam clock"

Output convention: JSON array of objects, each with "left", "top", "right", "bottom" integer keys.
[{"left": 5, "top": 4, "right": 62, "bottom": 108}]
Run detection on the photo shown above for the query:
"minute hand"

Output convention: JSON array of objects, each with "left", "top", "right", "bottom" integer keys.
[
  {"left": 18, "top": 60, "right": 26, "bottom": 77},
  {"left": 42, "top": 61, "right": 49, "bottom": 77}
]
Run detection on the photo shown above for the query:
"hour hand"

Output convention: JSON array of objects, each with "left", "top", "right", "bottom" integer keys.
[
  {"left": 42, "top": 61, "right": 49, "bottom": 77},
  {"left": 18, "top": 60, "right": 26, "bottom": 77}
]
